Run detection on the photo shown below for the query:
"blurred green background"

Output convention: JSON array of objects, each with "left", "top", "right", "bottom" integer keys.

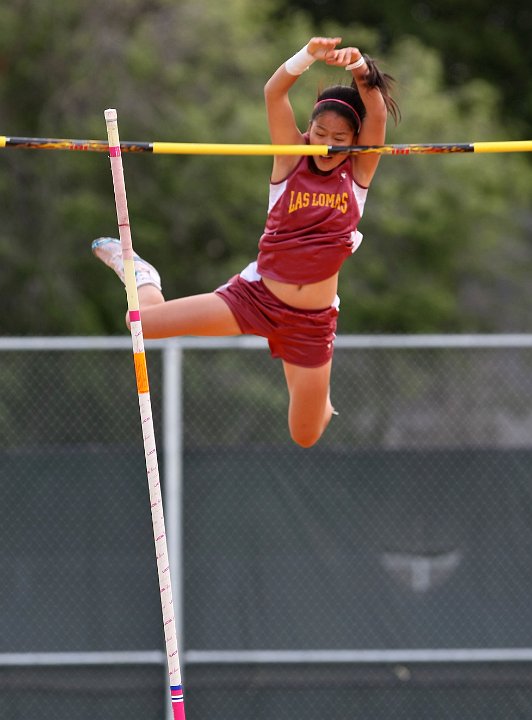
[{"left": 1, "top": 0, "right": 531, "bottom": 336}]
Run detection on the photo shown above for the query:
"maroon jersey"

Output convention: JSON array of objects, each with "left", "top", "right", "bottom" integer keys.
[{"left": 257, "top": 153, "right": 368, "bottom": 284}]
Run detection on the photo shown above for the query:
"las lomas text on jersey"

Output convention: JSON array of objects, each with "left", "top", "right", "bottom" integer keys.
[{"left": 288, "top": 190, "right": 349, "bottom": 215}]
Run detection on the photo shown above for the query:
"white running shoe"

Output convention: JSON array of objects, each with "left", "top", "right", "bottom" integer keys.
[{"left": 91, "top": 237, "right": 162, "bottom": 290}]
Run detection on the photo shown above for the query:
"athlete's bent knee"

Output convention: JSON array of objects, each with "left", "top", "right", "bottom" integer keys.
[{"left": 289, "top": 426, "right": 323, "bottom": 448}]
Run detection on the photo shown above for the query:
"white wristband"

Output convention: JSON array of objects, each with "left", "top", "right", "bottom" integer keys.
[
  {"left": 346, "top": 56, "right": 366, "bottom": 71},
  {"left": 285, "top": 45, "right": 316, "bottom": 76}
]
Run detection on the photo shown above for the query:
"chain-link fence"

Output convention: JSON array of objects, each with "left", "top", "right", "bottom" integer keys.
[{"left": 1, "top": 335, "right": 532, "bottom": 720}]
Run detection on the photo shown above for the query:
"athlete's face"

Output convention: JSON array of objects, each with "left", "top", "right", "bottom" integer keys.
[{"left": 308, "top": 111, "right": 356, "bottom": 171}]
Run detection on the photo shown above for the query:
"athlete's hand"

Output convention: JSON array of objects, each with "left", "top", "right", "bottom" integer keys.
[
  {"left": 325, "top": 46, "right": 362, "bottom": 68},
  {"left": 306, "top": 37, "right": 342, "bottom": 62}
]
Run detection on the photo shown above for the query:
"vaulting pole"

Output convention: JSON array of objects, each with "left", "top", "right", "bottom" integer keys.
[{"left": 104, "top": 108, "right": 186, "bottom": 720}]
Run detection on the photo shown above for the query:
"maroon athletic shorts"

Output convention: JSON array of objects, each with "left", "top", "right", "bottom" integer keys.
[{"left": 215, "top": 263, "right": 339, "bottom": 368}]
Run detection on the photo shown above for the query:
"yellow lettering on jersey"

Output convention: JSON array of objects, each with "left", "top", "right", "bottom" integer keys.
[
  {"left": 290, "top": 190, "right": 350, "bottom": 214},
  {"left": 288, "top": 191, "right": 312, "bottom": 213}
]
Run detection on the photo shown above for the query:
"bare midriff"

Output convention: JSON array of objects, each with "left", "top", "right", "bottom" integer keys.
[{"left": 262, "top": 273, "right": 339, "bottom": 310}]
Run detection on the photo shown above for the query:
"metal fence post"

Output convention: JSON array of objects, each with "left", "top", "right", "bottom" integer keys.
[{"left": 162, "top": 339, "right": 185, "bottom": 720}]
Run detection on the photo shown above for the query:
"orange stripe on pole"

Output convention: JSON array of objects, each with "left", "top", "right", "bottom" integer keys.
[{"left": 133, "top": 351, "right": 150, "bottom": 394}]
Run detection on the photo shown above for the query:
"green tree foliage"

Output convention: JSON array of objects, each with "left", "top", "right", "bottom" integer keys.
[
  {"left": 0, "top": 1, "right": 531, "bottom": 335},
  {"left": 283, "top": 0, "right": 532, "bottom": 133},
  {"left": 0, "top": 0, "right": 308, "bottom": 334}
]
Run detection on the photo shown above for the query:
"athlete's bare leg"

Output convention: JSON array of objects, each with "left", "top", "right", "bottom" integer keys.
[
  {"left": 93, "top": 236, "right": 241, "bottom": 338},
  {"left": 282, "top": 359, "right": 335, "bottom": 448},
  {"left": 132, "top": 286, "right": 242, "bottom": 338}
]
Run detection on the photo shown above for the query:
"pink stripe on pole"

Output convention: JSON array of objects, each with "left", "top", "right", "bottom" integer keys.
[
  {"left": 171, "top": 686, "right": 185, "bottom": 719},
  {"left": 172, "top": 705, "right": 186, "bottom": 720},
  {"left": 129, "top": 309, "right": 141, "bottom": 322},
  {"left": 109, "top": 145, "right": 121, "bottom": 157}
]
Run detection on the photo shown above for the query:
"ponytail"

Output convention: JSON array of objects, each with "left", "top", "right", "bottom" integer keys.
[{"left": 357, "top": 55, "right": 401, "bottom": 125}]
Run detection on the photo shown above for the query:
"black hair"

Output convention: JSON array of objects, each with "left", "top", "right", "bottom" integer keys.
[{"left": 311, "top": 54, "right": 400, "bottom": 132}]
